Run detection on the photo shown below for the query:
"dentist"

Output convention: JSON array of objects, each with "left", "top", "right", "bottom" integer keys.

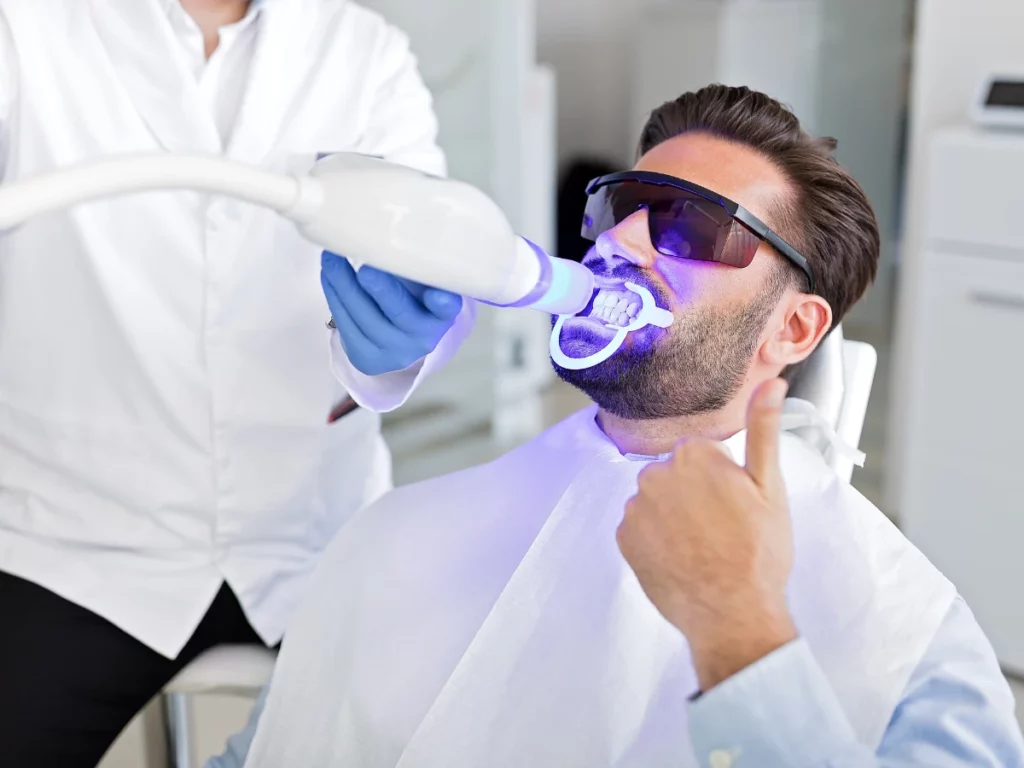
[{"left": 0, "top": 0, "right": 471, "bottom": 765}]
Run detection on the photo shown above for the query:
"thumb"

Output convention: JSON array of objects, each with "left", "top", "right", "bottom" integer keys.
[
  {"left": 422, "top": 288, "right": 464, "bottom": 321},
  {"left": 744, "top": 378, "right": 788, "bottom": 491}
]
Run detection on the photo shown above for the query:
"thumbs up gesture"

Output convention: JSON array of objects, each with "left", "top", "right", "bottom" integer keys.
[{"left": 617, "top": 379, "right": 799, "bottom": 692}]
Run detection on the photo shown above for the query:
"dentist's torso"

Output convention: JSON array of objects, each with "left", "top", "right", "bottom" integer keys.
[{"left": 0, "top": 0, "right": 444, "bottom": 658}]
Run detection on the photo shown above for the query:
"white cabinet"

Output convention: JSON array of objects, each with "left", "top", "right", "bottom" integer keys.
[
  {"left": 899, "top": 127, "right": 1024, "bottom": 673},
  {"left": 901, "top": 250, "right": 1024, "bottom": 670}
]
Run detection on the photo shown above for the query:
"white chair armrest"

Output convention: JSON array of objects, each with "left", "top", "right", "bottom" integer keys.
[
  {"left": 832, "top": 340, "right": 878, "bottom": 482},
  {"left": 163, "top": 645, "right": 277, "bottom": 697}
]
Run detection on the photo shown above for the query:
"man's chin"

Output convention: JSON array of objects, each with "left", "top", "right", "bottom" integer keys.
[
  {"left": 555, "top": 316, "right": 619, "bottom": 359},
  {"left": 554, "top": 317, "right": 664, "bottom": 362}
]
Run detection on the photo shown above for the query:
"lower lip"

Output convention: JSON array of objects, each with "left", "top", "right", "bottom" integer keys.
[{"left": 562, "top": 315, "right": 619, "bottom": 334}]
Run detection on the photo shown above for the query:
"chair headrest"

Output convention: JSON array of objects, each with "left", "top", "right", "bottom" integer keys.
[{"left": 786, "top": 323, "right": 845, "bottom": 430}]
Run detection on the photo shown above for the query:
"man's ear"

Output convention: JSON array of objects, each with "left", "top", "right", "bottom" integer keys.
[{"left": 761, "top": 293, "right": 833, "bottom": 368}]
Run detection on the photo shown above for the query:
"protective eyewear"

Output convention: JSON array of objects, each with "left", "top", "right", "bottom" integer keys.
[{"left": 582, "top": 171, "right": 815, "bottom": 292}]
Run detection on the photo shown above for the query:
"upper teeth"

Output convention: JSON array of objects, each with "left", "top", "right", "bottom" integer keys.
[{"left": 587, "top": 288, "right": 640, "bottom": 327}]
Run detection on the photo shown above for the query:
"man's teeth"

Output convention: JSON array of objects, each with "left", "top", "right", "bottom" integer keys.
[{"left": 587, "top": 288, "right": 641, "bottom": 327}]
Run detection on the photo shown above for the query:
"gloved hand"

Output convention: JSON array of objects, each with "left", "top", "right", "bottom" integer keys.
[{"left": 321, "top": 251, "right": 464, "bottom": 376}]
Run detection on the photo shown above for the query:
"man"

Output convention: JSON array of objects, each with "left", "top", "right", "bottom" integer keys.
[
  {"left": 0, "top": 0, "right": 471, "bottom": 764},
  {"left": 213, "top": 86, "right": 1024, "bottom": 767}
]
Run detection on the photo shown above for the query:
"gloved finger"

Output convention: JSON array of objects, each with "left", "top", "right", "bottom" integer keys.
[
  {"left": 321, "top": 271, "right": 383, "bottom": 364},
  {"left": 392, "top": 275, "right": 430, "bottom": 302},
  {"left": 356, "top": 266, "right": 451, "bottom": 336},
  {"left": 362, "top": 268, "right": 463, "bottom": 324},
  {"left": 387, "top": 273, "right": 462, "bottom": 321},
  {"left": 422, "top": 287, "right": 464, "bottom": 322},
  {"left": 321, "top": 256, "right": 411, "bottom": 348}
]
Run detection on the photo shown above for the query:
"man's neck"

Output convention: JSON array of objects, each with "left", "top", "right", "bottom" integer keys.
[
  {"left": 178, "top": 0, "right": 251, "bottom": 58},
  {"left": 596, "top": 389, "right": 754, "bottom": 457}
]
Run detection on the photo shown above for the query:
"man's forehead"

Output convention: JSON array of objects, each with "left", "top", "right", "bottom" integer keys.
[{"left": 633, "top": 132, "right": 789, "bottom": 224}]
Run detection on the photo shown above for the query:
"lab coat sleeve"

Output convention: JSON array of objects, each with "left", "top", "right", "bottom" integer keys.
[
  {"left": 0, "top": 11, "right": 18, "bottom": 175},
  {"left": 687, "top": 596, "right": 1024, "bottom": 767},
  {"left": 329, "top": 299, "right": 476, "bottom": 413},
  {"left": 352, "top": 25, "right": 446, "bottom": 177},
  {"left": 329, "top": 22, "right": 475, "bottom": 412},
  {"left": 203, "top": 685, "right": 269, "bottom": 768}
]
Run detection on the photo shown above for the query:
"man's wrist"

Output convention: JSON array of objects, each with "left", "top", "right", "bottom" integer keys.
[{"left": 686, "top": 599, "right": 797, "bottom": 692}]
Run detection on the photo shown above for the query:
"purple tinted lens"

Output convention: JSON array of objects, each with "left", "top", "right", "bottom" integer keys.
[
  {"left": 649, "top": 196, "right": 759, "bottom": 268},
  {"left": 582, "top": 181, "right": 760, "bottom": 268},
  {"left": 581, "top": 183, "right": 631, "bottom": 240}
]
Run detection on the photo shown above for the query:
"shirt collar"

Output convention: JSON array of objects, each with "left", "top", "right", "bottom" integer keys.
[{"left": 161, "top": 0, "right": 270, "bottom": 23}]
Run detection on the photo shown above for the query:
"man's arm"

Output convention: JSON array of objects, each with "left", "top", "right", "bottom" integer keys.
[
  {"left": 687, "top": 596, "right": 1024, "bottom": 767},
  {"left": 351, "top": 26, "right": 445, "bottom": 179},
  {"left": 618, "top": 381, "right": 1024, "bottom": 767},
  {"left": 326, "top": 24, "right": 475, "bottom": 412}
]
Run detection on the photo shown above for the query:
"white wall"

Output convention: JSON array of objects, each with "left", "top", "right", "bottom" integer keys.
[
  {"left": 538, "top": 0, "right": 910, "bottom": 176},
  {"left": 537, "top": 0, "right": 637, "bottom": 168},
  {"left": 885, "top": 0, "right": 1024, "bottom": 514},
  {"left": 538, "top": 0, "right": 911, "bottom": 330}
]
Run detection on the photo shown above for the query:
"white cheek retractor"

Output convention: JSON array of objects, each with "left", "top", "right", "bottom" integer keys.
[{"left": 550, "top": 281, "right": 674, "bottom": 370}]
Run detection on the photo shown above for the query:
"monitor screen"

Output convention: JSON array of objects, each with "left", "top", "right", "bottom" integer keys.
[{"left": 986, "top": 80, "right": 1024, "bottom": 109}]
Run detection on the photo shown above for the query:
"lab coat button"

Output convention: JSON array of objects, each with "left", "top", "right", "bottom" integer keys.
[{"left": 708, "top": 749, "right": 736, "bottom": 768}]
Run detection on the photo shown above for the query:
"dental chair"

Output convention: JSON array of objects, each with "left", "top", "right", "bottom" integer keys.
[
  {"left": 787, "top": 323, "right": 878, "bottom": 483},
  {"left": 159, "top": 324, "right": 877, "bottom": 767}
]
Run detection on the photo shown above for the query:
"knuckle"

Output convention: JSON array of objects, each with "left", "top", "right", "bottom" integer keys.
[
  {"left": 686, "top": 438, "right": 726, "bottom": 464},
  {"left": 636, "top": 467, "right": 659, "bottom": 492},
  {"left": 668, "top": 449, "right": 686, "bottom": 467},
  {"left": 621, "top": 499, "right": 642, "bottom": 528},
  {"left": 688, "top": 437, "right": 715, "bottom": 454},
  {"left": 414, "top": 337, "right": 436, "bottom": 360},
  {"left": 615, "top": 520, "right": 632, "bottom": 553},
  {"left": 398, "top": 350, "right": 420, "bottom": 369},
  {"left": 354, "top": 357, "right": 382, "bottom": 376}
]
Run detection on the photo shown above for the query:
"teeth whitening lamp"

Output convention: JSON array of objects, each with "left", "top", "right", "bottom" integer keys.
[{"left": 0, "top": 151, "right": 597, "bottom": 316}]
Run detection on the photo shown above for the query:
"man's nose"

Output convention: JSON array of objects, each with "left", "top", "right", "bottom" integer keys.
[{"left": 593, "top": 208, "right": 658, "bottom": 270}]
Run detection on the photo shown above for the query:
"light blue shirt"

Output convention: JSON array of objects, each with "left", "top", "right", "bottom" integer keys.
[{"left": 207, "top": 596, "right": 1024, "bottom": 767}]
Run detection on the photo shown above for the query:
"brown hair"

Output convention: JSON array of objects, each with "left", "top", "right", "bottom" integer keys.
[{"left": 638, "top": 84, "right": 879, "bottom": 328}]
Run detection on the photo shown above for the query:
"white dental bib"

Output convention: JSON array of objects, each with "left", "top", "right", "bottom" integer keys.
[{"left": 244, "top": 404, "right": 954, "bottom": 768}]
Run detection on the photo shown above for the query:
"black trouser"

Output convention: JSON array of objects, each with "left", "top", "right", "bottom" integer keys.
[{"left": 0, "top": 571, "right": 265, "bottom": 768}]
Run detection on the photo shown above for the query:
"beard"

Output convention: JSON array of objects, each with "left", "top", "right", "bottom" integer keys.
[{"left": 553, "top": 280, "right": 784, "bottom": 420}]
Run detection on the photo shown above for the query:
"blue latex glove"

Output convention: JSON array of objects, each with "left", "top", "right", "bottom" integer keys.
[{"left": 321, "top": 251, "right": 464, "bottom": 376}]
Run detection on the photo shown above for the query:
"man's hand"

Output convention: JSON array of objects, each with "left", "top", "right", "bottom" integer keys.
[
  {"left": 617, "top": 379, "right": 798, "bottom": 692},
  {"left": 321, "top": 251, "right": 463, "bottom": 376}
]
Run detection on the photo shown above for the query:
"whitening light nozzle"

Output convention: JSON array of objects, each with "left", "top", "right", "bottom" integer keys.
[
  {"left": 293, "top": 153, "right": 596, "bottom": 315},
  {"left": 0, "top": 151, "right": 597, "bottom": 316}
]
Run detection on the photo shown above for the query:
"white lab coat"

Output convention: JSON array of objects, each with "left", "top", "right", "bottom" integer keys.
[
  {"left": 0, "top": 0, "right": 474, "bottom": 658},
  {"left": 243, "top": 405, "right": 955, "bottom": 767}
]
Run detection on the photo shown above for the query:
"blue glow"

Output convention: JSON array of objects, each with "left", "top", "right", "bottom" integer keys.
[
  {"left": 539, "top": 260, "right": 573, "bottom": 305},
  {"left": 550, "top": 280, "right": 673, "bottom": 370}
]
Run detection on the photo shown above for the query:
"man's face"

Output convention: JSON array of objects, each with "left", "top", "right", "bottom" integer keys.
[{"left": 553, "top": 132, "right": 795, "bottom": 420}]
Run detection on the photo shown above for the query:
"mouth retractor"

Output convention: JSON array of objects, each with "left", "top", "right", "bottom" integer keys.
[{"left": 550, "top": 281, "right": 674, "bottom": 370}]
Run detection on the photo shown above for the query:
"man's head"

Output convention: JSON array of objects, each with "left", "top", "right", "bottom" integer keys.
[{"left": 554, "top": 85, "right": 879, "bottom": 422}]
